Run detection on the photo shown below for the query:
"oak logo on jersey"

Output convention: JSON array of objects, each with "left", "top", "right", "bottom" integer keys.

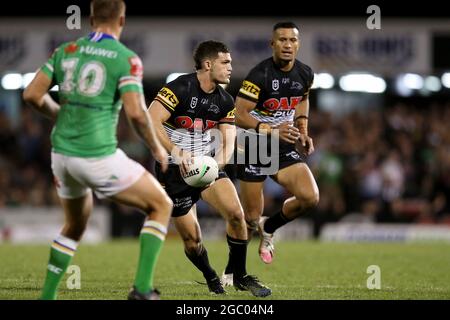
[
  {"left": 129, "top": 56, "right": 143, "bottom": 78},
  {"left": 263, "top": 96, "right": 302, "bottom": 111},
  {"left": 157, "top": 87, "right": 179, "bottom": 110},
  {"left": 240, "top": 80, "right": 261, "bottom": 100},
  {"left": 175, "top": 116, "right": 217, "bottom": 131}
]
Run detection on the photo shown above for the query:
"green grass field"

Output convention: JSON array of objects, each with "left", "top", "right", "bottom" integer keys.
[{"left": 1, "top": 238, "right": 450, "bottom": 300}]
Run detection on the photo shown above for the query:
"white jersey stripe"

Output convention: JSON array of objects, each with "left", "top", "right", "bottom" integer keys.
[{"left": 164, "top": 125, "right": 213, "bottom": 164}]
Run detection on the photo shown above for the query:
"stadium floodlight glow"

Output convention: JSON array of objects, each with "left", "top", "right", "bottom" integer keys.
[
  {"left": 166, "top": 73, "right": 187, "bottom": 84},
  {"left": 424, "top": 76, "right": 441, "bottom": 92},
  {"left": 338, "top": 73, "right": 386, "bottom": 93},
  {"left": 395, "top": 75, "right": 412, "bottom": 97},
  {"left": 395, "top": 73, "right": 426, "bottom": 96},
  {"left": 22, "top": 73, "right": 36, "bottom": 89},
  {"left": 441, "top": 73, "right": 450, "bottom": 89},
  {"left": 312, "top": 73, "right": 334, "bottom": 89},
  {"left": 1, "top": 73, "right": 23, "bottom": 90},
  {"left": 401, "top": 73, "right": 424, "bottom": 90}
]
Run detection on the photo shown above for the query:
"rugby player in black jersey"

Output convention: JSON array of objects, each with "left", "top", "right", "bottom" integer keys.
[
  {"left": 147, "top": 40, "right": 271, "bottom": 297},
  {"left": 222, "top": 22, "right": 319, "bottom": 283}
]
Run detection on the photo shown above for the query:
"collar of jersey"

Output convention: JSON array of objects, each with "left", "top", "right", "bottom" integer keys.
[{"left": 88, "top": 32, "right": 116, "bottom": 42}]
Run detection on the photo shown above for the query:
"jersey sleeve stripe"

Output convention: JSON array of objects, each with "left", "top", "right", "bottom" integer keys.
[
  {"left": 238, "top": 88, "right": 258, "bottom": 100},
  {"left": 45, "top": 62, "right": 54, "bottom": 73},
  {"left": 155, "top": 97, "right": 175, "bottom": 111},
  {"left": 218, "top": 119, "right": 236, "bottom": 125},
  {"left": 119, "top": 75, "right": 142, "bottom": 82},
  {"left": 118, "top": 80, "right": 142, "bottom": 89}
]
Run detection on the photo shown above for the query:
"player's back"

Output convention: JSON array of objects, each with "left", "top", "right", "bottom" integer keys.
[{"left": 41, "top": 32, "right": 143, "bottom": 158}]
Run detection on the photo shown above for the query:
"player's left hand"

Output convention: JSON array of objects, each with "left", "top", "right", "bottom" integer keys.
[
  {"left": 297, "top": 134, "right": 314, "bottom": 156},
  {"left": 153, "top": 144, "right": 169, "bottom": 172}
]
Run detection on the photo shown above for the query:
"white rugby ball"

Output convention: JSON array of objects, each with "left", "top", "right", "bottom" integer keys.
[{"left": 181, "top": 156, "right": 219, "bottom": 188}]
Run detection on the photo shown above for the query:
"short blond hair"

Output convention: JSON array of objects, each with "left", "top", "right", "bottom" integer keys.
[{"left": 91, "top": 0, "right": 125, "bottom": 23}]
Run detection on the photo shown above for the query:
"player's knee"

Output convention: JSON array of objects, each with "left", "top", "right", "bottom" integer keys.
[
  {"left": 161, "top": 195, "right": 173, "bottom": 213},
  {"left": 148, "top": 194, "right": 173, "bottom": 215},
  {"left": 245, "top": 207, "right": 262, "bottom": 221},
  {"left": 227, "top": 209, "right": 245, "bottom": 229},
  {"left": 296, "top": 189, "right": 320, "bottom": 209},
  {"left": 245, "top": 218, "right": 258, "bottom": 232}
]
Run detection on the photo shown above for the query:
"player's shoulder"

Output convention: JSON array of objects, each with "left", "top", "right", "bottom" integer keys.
[
  {"left": 217, "top": 85, "right": 234, "bottom": 105},
  {"left": 170, "top": 73, "right": 196, "bottom": 86},
  {"left": 159, "top": 73, "right": 195, "bottom": 102},
  {"left": 165, "top": 73, "right": 195, "bottom": 91},
  {"left": 248, "top": 57, "right": 273, "bottom": 75},
  {"left": 110, "top": 41, "right": 140, "bottom": 60},
  {"left": 294, "top": 59, "right": 314, "bottom": 78},
  {"left": 52, "top": 37, "right": 85, "bottom": 55},
  {"left": 109, "top": 42, "right": 144, "bottom": 76}
]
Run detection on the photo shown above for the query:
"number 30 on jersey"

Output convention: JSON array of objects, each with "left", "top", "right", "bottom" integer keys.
[{"left": 60, "top": 58, "right": 106, "bottom": 96}]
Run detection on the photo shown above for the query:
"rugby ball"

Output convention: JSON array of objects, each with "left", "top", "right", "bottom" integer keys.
[{"left": 181, "top": 156, "right": 219, "bottom": 187}]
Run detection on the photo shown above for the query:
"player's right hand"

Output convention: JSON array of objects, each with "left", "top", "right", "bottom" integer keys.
[
  {"left": 171, "top": 147, "right": 193, "bottom": 176},
  {"left": 274, "top": 122, "right": 300, "bottom": 144}
]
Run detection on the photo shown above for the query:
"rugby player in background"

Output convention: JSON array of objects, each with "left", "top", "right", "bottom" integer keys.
[
  {"left": 222, "top": 22, "right": 319, "bottom": 284},
  {"left": 23, "top": 0, "right": 172, "bottom": 300}
]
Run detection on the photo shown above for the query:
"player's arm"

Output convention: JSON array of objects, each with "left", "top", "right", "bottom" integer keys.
[
  {"left": 147, "top": 100, "right": 176, "bottom": 154},
  {"left": 122, "top": 91, "right": 168, "bottom": 171},
  {"left": 294, "top": 97, "right": 314, "bottom": 155},
  {"left": 22, "top": 71, "right": 60, "bottom": 120},
  {"left": 294, "top": 68, "right": 314, "bottom": 154},
  {"left": 235, "top": 96, "right": 299, "bottom": 143},
  {"left": 147, "top": 100, "right": 191, "bottom": 174},
  {"left": 235, "top": 96, "right": 259, "bottom": 130},
  {"left": 214, "top": 103, "right": 236, "bottom": 171}
]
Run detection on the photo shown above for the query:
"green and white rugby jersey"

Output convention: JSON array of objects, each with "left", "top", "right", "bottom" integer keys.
[{"left": 41, "top": 32, "right": 144, "bottom": 157}]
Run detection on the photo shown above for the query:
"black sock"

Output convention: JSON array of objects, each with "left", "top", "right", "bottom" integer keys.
[
  {"left": 226, "top": 234, "right": 248, "bottom": 279},
  {"left": 264, "top": 210, "right": 293, "bottom": 234},
  {"left": 224, "top": 253, "right": 233, "bottom": 275},
  {"left": 184, "top": 244, "right": 217, "bottom": 281},
  {"left": 224, "top": 220, "right": 255, "bottom": 274}
]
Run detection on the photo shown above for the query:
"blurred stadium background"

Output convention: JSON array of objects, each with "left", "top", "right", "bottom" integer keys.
[{"left": 0, "top": 1, "right": 450, "bottom": 300}]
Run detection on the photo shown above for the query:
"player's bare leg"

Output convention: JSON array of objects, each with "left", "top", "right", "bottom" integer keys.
[
  {"left": 240, "top": 181, "right": 265, "bottom": 239},
  {"left": 201, "top": 178, "right": 247, "bottom": 239},
  {"left": 257, "top": 163, "right": 319, "bottom": 264},
  {"left": 110, "top": 171, "right": 172, "bottom": 226},
  {"left": 59, "top": 192, "right": 94, "bottom": 241},
  {"left": 273, "top": 163, "right": 319, "bottom": 220},
  {"left": 239, "top": 180, "right": 277, "bottom": 264},
  {"left": 110, "top": 172, "right": 172, "bottom": 300},
  {"left": 202, "top": 178, "right": 271, "bottom": 297},
  {"left": 173, "top": 206, "right": 225, "bottom": 294}
]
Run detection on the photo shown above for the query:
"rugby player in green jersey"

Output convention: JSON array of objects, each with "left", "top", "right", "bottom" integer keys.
[{"left": 23, "top": 0, "right": 172, "bottom": 300}]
